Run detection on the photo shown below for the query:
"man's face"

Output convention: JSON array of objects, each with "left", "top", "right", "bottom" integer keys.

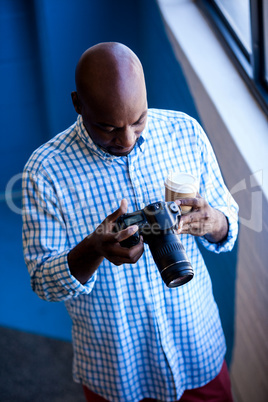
[
  {"left": 80, "top": 95, "right": 148, "bottom": 157},
  {"left": 73, "top": 66, "right": 148, "bottom": 157}
]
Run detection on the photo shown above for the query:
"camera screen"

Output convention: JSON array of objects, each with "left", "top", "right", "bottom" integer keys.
[{"left": 125, "top": 214, "right": 144, "bottom": 226}]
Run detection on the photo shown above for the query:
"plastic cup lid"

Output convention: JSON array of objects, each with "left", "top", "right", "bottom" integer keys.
[{"left": 164, "top": 172, "right": 198, "bottom": 193}]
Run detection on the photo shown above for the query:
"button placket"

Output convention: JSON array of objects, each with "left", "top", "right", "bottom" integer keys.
[{"left": 128, "top": 156, "right": 145, "bottom": 210}]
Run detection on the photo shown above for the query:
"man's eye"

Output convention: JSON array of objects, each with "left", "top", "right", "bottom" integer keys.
[
  {"left": 133, "top": 119, "right": 144, "bottom": 126},
  {"left": 99, "top": 126, "right": 115, "bottom": 133}
]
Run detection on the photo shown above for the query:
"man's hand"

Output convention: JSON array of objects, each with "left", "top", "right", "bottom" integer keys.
[
  {"left": 175, "top": 194, "right": 229, "bottom": 243},
  {"left": 91, "top": 199, "right": 144, "bottom": 266},
  {"left": 68, "top": 199, "right": 144, "bottom": 284}
]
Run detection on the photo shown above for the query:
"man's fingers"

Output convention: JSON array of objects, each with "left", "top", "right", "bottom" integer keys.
[
  {"left": 106, "top": 199, "right": 128, "bottom": 224},
  {"left": 99, "top": 224, "right": 139, "bottom": 245},
  {"left": 176, "top": 197, "right": 201, "bottom": 209},
  {"left": 176, "top": 220, "right": 184, "bottom": 234},
  {"left": 115, "top": 225, "right": 139, "bottom": 243},
  {"left": 176, "top": 194, "right": 206, "bottom": 208},
  {"left": 105, "top": 240, "right": 144, "bottom": 265}
]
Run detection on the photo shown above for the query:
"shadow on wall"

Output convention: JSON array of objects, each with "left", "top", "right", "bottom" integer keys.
[{"left": 0, "top": 0, "right": 238, "bottom": 366}]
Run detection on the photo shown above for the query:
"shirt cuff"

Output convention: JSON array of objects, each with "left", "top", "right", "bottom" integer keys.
[
  {"left": 57, "top": 250, "right": 97, "bottom": 296},
  {"left": 32, "top": 250, "right": 97, "bottom": 301},
  {"left": 197, "top": 206, "right": 239, "bottom": 254}
]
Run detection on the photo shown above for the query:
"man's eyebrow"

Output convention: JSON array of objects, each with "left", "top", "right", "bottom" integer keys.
[{"left": 97, "top": 122, "right": 116, "bottom": 128}]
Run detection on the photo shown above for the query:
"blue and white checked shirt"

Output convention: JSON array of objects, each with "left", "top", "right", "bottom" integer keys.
[{"left": 22, "top": 109, "right": 238, "bottom": 402}]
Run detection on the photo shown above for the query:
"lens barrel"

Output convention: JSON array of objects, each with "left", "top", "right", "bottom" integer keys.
[{"left": 148, "top": 233, "right": 194, "bottom": 288}]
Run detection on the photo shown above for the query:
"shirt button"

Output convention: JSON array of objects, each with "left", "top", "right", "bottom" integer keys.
[
  {"left": 129, "top": 165, "right": 135, "bottom": 172},
  {"left": 140, "top": 202, "right": 145, "bottom": 209}
]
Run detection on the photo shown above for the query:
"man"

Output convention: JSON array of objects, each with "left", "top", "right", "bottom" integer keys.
[{"left": 22, "top": 42, "right": 238, "bottom": 401}]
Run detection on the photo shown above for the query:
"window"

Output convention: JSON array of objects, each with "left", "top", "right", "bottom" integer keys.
[
  {"left": 196, "top": 0, "right": 268, "bottom": 116},
  {"left": 264, "top": 0, "right": 268, "bottom": 82}
]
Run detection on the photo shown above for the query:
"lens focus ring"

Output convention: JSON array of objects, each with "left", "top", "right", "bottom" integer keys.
[{"left": 152, "top": 241, "right": 185, "bottom": 260}]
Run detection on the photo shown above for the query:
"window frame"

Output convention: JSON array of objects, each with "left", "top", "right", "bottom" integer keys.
[{"left": 196, "top": 0, "right": 268, "bottom": 116}]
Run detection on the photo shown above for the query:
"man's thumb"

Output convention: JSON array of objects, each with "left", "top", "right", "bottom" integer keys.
[{"left": 108, "top": 199, "right": 128, "bottom": 223}]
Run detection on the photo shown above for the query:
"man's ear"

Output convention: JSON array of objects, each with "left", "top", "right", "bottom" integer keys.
[{"left": 71, "top": 91, "right": 82, "bottom": 114}]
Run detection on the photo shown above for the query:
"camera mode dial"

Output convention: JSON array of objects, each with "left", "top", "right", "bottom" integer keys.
[{"left": 169, "top": 202, "right": 179, "bottom": 213}]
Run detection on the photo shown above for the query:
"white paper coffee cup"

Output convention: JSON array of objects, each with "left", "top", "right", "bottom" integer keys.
[{"left": 165, "top": 172, "right": 198, "bottom": 213}]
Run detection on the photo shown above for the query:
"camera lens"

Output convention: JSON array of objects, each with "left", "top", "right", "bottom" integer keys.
[
  {"left": 161, "top": 262, "right": 193, "bottom": 287},
  {"left": 148, "top": 234, "right": 194, "bottom": 288}
]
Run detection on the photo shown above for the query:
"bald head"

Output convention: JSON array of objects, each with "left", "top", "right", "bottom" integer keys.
[
  {"left": 75, "top": 42, "right": 146, "bottom": 107},
  {"left": 71, "top": 42, "right": 148, "bottom": 156}
]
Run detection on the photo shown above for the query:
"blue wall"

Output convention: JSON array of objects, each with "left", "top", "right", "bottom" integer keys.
[
  {"left": 0, "top": 0, "right": 237, "bottom": 364},
  {"left": 0, "top": 0, "right": 199, "bottom": 191}
]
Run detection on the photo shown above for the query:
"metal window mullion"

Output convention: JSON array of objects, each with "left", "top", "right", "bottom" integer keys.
[{"left": 249, "top": 0, "right": 264, "bottom": 83}]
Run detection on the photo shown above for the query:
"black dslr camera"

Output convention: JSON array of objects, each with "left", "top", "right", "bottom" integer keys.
[{"left": 115, "top": 201, "right": 193, "bottom": 288}]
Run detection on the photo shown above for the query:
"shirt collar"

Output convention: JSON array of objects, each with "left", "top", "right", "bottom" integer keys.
[{"left": 75, "top": 114, "right": 148, "bottom": 161}]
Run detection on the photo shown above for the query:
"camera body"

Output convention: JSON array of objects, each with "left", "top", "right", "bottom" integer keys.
[
  {"left": 116, "top": 201, "right": 180, "bottom": 247},
  {"left": 115, "top": 201, "right": 194, "bottom": 288}
]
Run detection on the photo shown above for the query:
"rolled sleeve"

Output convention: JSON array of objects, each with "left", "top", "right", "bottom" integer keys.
[
  {"left": 198, "top": 206, "right": 239, "bottom": 253},
  {"left": 22, "top": 169, "right": 96, "bottom": 302},
  {"left": 27, "top": 249, "right": 97, "bottom": 301}
]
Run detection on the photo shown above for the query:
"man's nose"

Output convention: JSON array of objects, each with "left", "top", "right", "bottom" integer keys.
[{"left": 116, "top": 127, "right": 136, "bottom": 148}]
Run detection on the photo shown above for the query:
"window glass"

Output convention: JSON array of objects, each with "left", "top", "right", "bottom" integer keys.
[
  {"left": 214, "top": 0, "right": 252, "bottom": 54},
  {"left": 197, "top": 0, "right": 268, "bottom": 114}
]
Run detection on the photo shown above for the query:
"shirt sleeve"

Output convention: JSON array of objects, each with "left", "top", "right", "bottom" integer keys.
[
  {"left": 196, "top": 122, "right": 239, "bottom": 253},
  {"left": 22, "top": 169, "right": 96, "bottom": 302}
]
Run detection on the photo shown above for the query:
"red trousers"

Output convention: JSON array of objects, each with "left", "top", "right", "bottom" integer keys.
[{"left": 83, "top": 360, "right": 233, "bottom": 402}]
